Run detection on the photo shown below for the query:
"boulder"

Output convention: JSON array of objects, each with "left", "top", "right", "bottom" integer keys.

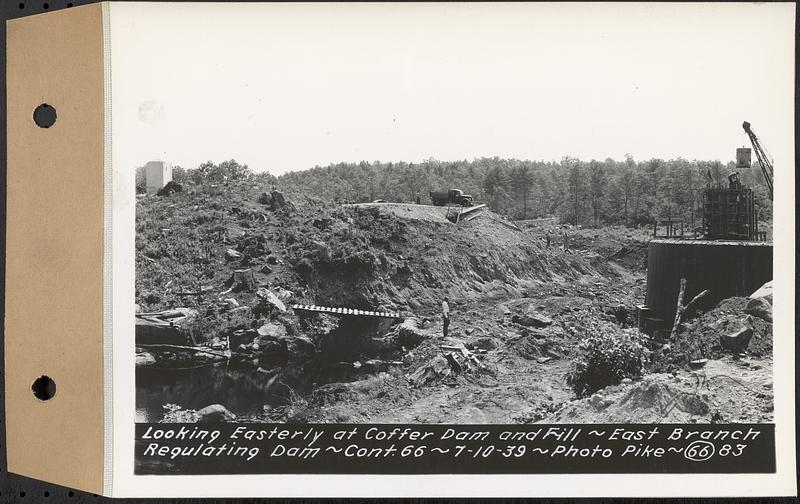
[
  {"left": 472, "top": 337, "right": 498, "bottom": 350},
  {"left": 230, "top": 329, "right": 259, "bottom": 350},
  {"left": 312, "top": 217, "right": 332, "bottom": 230},
  {"left": 196, "top": 404, "right": 236, "bottom": 423},
  {"left": 135, "top": 352, "right": 156, "bottom": 367},
  {"left": 749, "top": 280, "right": 773, "bottom": 303},
  {"left": 222, "top": 298, "right": 239, "bottom": 309},
  {"left": 271, "top": 190, "right": 287, "bottom": 208},
  {"left": 408, "top": 355, "right": 451, "bottom": 387},
  {"left": 257, "top": 321, "right": 287, "bottom": 339},
  {"left": 744, "top": 297, "right": 772, "bottom": 323},
  {"left": 512, "top": 312, "right": 553, "bottom": 328},
  {"left": 256, "top": 288, "right": 286, "bottom": 312},
  {"left": 258, "top": 192, "right": 273, "bottom": 205},
  {"left": 157, "top": 180, "right": 183, "bottom": 196},
  {"left": 269, "top": 190, "right": 295, "bottom": 212},
  {"left": 311, "top": 240, "right": 331, "bottom": 262},
  {"left": 719, "top": 327, "right": 753, "bottom": 354},
  {"left": 390, "top": 318, "right": 430, "bottom": 348},
  {"left": 257, "top": 339, "right": 290, "bottom": 367},
  {"left": 276, "top": 288, "right": 294, "bottom": 303},
  {"left": 286, "top": 335, "right": 316, "bottom": 358}
]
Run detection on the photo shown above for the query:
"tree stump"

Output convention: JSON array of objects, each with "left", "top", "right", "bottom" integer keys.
[{"left": 231, "top": 268, "right": 256, "bottom": 292}]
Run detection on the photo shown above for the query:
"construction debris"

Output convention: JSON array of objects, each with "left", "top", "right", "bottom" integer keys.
[
  {"left": 440, "top": 340, "right": 485, "bottom": 371},
  {"left": 135, "top": 308, "right": 198, "bottom": 345}
]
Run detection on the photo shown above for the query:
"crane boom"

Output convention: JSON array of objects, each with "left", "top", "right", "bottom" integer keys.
[{"left": 742, "top": 121, "right": 774, "bottom": 200}]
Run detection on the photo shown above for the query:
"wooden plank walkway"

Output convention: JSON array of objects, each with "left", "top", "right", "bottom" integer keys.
[{"left": 291, "top": 304, "right": 402, "bottom": 319}]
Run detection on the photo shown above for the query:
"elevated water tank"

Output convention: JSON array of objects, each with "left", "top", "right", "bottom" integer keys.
[
  {"left": 736, "top": 147, "right": 752, "bottom": 168},
  {"left": 144, "top": 160, "right": 172, "bottom": 195}
]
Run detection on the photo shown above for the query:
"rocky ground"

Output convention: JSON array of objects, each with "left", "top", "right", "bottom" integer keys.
[{"left": 136, "top": 181, "right": 773, "bottom": 425}]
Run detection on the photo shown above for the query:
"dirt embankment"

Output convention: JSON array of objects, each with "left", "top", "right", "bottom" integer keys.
[
  {"left": 546, "top": 357, "right": 773, "bottom": 424},
  {"left": 136, "top": 185, "right": 643, "bottom": 322}
]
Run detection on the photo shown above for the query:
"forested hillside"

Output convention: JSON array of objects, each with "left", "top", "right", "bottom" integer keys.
[
  {"left": 141, "top": 156, "right": 772, "bottom": 228},
  {"left": 282, "top": 156, "right": 773, "bottom": 227}
]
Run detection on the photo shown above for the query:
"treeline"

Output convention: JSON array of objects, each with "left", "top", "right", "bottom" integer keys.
[
  {"left": 135, "top": 160, "right": 275, "bottom": 190},
  {"left": 278, "top": 156, "right": 772, "bottom": 227},
  {"left": 138, "top": 156, "right": 772, "bottom": 228}
]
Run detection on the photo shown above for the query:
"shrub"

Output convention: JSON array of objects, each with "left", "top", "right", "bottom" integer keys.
[{"left": 565, "top": 322, "right": 648, "bottom": 398}]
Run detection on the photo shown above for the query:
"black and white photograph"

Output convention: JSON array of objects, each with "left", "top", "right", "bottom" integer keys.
[
  {"left": 3, "top": 0, "right": 795, "bottom": 498},
  {"left": 113, "top": 1, "right": 794, "bottom": 493}
]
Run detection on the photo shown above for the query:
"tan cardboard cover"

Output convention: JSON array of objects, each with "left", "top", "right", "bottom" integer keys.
[{"left": 5, "top": 3, "right": 105, "bottom": 494}]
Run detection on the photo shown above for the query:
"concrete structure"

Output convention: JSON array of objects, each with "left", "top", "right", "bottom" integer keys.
[
  {"left": 144, "top": 160, "right": 172, "bottom": 195},
  {"left": 637, "top": 239, "right": 772, "bottom": 336}
]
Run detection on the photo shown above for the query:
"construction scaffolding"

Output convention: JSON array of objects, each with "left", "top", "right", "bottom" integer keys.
[
  {"left": 653, "top": 218, "right": 688, "bottom": 239},
  {"left": 701, "top": 186, "right": 762, "bottom": 241}
]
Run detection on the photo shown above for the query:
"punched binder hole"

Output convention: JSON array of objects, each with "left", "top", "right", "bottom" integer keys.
[
  {"left": 31, "top": 375, "right": 56, "bottom": 401},
  {"left": 18, "top": 2, "right": 24, "bottom": 9},
  {"left": 43, "top": 2, "right": 49, "bottom": 8},
  {"left": 33, "top": 103, "right": 57, "bottom": 128}
]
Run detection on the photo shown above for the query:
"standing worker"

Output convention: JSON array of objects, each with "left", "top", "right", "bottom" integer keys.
[
  {"left": 416, "top": 191, "right": 421, "bottom": 205},
  {"left": 441, "top": 296, "right": 450, "bottom": 338},
  {"left": 563, "top": 231, "right": 569, "bottom": 251},
  {"left": 546, "top": 232, "right": 551, "bottom": 248}
]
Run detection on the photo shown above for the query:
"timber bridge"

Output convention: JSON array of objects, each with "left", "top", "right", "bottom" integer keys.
[{"left": 291, "top": 304, "right": 403, "bottom": 319}]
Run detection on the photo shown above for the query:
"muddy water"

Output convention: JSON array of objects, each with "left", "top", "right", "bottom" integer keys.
[{"left": 135, "top": 363, "right": 275, "bottom": 422}]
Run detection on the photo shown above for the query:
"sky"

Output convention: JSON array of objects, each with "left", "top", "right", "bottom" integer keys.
[{"left": 110, "top": 2, "right": 795, "bottom": 175}]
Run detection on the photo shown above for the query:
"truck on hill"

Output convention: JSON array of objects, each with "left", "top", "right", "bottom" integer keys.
[{"left": 429, "top": 189, "right": 474, "bottom": 207}]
